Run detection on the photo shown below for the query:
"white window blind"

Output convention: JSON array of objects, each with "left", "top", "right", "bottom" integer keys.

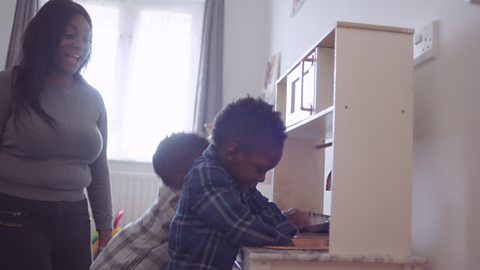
[{"left": 77, "top": 0, "right": 204, "bottom": 162}]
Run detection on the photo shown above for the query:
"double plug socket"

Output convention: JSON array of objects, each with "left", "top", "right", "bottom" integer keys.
[{"left": 413, "top": 21, "right": 437, "bottom": 65}]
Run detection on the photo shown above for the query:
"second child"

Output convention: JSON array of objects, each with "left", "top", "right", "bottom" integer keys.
[{"left": 91, "top": 133, "right": 209, "bottom": 270}]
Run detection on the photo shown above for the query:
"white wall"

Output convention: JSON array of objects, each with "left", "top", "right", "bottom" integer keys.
[
  {"left": 223, "top": 0, "right": 271, "bottom": 105},
  {"left": 0, "top": 1, "right": 15, "bottom": 68},
  {"left": 265, "top": 1, "right": 480, "bottom": 270}
]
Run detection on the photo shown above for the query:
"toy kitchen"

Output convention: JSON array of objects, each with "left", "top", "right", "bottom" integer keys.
[{"left": 240, "top": 21, "right": 427, "bottom": 270}]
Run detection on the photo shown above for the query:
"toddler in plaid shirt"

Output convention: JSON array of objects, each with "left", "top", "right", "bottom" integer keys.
[
  {"left": 168, "top": 97, "right": 300, "bottom": 270},
  {"left": 91, "top": 133, "right": 208, "bottom": 270}
]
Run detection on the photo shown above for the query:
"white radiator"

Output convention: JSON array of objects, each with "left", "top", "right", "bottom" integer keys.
[{"left": 110, "top": 171, "right": 160, "bottom": 228}]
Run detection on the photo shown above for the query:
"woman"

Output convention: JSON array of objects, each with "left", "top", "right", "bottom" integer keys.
[{"left": 0, "top": 1, "right": 112, "bottom": 269}]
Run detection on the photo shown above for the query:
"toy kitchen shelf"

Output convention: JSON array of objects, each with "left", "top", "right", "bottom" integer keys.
[{"left": 241, "top": 21, "right": 426, "bottom": 270}]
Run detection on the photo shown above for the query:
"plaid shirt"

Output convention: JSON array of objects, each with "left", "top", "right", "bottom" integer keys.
[
  {"left": 168, "top": 145, "right": 297, "bottom": 270},
  {"left": 91, "top": 185, "right": 180, "bottom": 270}
]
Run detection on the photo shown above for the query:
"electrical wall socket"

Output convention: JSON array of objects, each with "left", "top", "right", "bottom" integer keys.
[{"left": 413, "top": 21, "right": 436, "bottom": 65}]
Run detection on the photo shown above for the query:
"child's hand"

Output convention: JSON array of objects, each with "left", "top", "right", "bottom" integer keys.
[
  {"left": 284, "top": 208, "right": 309, "bottom": 229},
  {"left": 286, "top": 238, "right": 295, "bottom": 246}
]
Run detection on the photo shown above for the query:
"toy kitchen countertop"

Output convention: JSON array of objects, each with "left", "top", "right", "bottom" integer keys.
[{"left": 240, "top": 244, "right": 427, "bottom": 270}]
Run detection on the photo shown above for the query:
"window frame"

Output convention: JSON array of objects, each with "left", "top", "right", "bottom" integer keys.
[{"left": 77, "top": 0, "right": 205, "bottom": 165}]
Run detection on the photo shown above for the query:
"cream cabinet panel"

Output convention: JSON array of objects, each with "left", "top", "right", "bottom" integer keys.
[{"left": 271, "top": 21, "right": 420, "bottom": 261}]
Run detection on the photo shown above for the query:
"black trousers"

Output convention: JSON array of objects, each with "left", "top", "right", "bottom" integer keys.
[{"left": 0, "top": 192, "right": 92, "bottom": 270}]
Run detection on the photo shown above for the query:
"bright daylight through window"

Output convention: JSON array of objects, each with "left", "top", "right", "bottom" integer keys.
[{"left": 76, "top": 0, "right": 204, "bottom": 162}]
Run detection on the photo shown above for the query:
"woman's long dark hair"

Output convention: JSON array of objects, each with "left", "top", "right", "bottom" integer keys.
[{"left": 12, "top": 0, "right": 92, "bottom": 131}]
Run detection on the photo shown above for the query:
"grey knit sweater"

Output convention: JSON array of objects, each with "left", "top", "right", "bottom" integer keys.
[{"left": 0, "top": 69, "right": 112, "bottom": 230}]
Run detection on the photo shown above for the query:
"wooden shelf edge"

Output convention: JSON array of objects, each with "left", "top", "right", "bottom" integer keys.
[
  {"left": 337, "top": 21, "right": 414, "bottom": 34},
  {"left": 286, "top": 106, "right": 334, "bottom": 139}
]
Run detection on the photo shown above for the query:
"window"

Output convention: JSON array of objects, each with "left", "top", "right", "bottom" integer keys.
[{"left": 77, "top": 0, "right": 204, "bottom": 162}]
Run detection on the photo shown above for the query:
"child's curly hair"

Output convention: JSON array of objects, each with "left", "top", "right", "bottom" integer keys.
[
  {"left": 212, "top": 96, "right": 287, "bottom": 152},
  {"left": 152, "top": 132, "right": 209, "bottom": 187}
]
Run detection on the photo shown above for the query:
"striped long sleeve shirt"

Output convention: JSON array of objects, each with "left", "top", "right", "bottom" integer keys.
[{"left": 91, "top": 185, "right": 180, "bottom": 270}]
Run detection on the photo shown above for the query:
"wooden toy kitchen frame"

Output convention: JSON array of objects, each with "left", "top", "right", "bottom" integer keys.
[{"left": 241, "top": 21, "right": 427, "bottom": 270}]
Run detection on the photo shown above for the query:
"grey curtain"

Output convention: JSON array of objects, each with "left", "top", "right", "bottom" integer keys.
[
  {"left": 192, "top": 0, "right": 224, "bottom": 136},
  {"left": 5, "top": 0, "right": 40, "bottom": 69}
]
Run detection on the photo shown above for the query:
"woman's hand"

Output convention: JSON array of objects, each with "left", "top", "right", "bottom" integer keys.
[{"left": 94, "top": 229, "right": 113, "bottom": 258}]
